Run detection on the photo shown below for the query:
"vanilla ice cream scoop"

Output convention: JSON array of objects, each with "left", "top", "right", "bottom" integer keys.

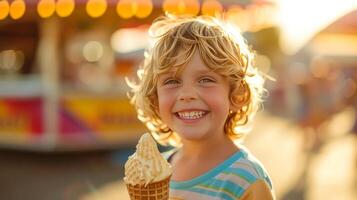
[{"left": 124, "top": 133, "right": 172, "bottom": 186}]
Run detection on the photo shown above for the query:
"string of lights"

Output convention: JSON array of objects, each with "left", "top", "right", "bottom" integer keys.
[{"left": 0, "top": 0, "right": 275, "bottom": 26}]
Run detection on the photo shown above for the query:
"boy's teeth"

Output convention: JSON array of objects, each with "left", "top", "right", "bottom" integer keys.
[{"left": 177, "top": 111, "right": 206, "bottom": 119}]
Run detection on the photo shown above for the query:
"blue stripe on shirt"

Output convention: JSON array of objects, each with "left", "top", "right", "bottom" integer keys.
[
  {"left": 225, "top": 167, "right": 257, "bottom": 183},
  {"left": 199, "top": 178, "right": 245, "bottom": 198},
  {"left": 170, "top": 151, "right": 244, "bottom": 189}
]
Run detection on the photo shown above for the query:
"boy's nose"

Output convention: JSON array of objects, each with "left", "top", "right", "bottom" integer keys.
[{"left": 178, "top": 86, "right": 197, "bottom": 102}]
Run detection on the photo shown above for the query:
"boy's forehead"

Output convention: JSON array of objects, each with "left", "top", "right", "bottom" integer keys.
[
  {"left": 158, "top": 66, "right": 215, "bottom": 77},
  {"left": 157, "top": 49, "right": 219, "bottom": 78},
  {"left": 157, "top": 66, "right": 183, "bottom": 77}
]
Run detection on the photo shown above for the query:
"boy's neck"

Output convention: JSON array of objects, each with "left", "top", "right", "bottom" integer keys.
[{"left": 180, "top": 135, "right": 238, "bottom": 160}]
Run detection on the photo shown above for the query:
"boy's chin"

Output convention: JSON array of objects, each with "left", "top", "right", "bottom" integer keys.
[{"left": 175, "top": 130, "right": 208, "bottom": 141}]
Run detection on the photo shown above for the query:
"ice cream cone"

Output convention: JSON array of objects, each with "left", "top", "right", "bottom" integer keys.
[
  {"left": 124, "top": 133, "right": 172, "bottom": 199},
  {"left": 126, "top": 176, "right": 171, "bottom": 200}
]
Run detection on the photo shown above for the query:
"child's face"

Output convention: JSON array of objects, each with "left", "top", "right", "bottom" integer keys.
[{"left": 156, "top": 50, "right": 231, "bottom": 142}]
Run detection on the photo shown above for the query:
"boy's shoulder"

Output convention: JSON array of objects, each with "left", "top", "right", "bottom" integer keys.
[
  {"left": 166, "top": 146, "right": 274, "bottom": 200},
  {"left": 232, "top": 146, "right": 273, "bottom": 190},
  {"left": 161, "top": 146, "right": 273, "bottom": 190}
]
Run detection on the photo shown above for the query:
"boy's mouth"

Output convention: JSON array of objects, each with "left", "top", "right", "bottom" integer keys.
[{"left": 174, "top": 110, "right": 209, "bottom": 120}]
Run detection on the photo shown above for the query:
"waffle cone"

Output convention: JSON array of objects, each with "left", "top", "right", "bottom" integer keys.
[{"left": 126, "top": 176, "right": 171, "bottom": 200}]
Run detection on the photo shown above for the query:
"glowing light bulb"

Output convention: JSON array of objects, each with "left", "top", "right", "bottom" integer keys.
[
  {"left": 86, "top": 0, "right": 107, "bottom": 18},
  {"left": 9, "top": 0, "right": 25, "bottom": 19},
  {"left": 136, "top": 0, "right": 153, "bottom": 18},
  {"left": 56, "top": 0, "right": 75, "bottom": 17},
  {"left": 116, "top": 0, "right": 134, "bottom": 19},
  {"left": 163, "top": 0, "right": 177, "bottom": 14},
  {"left": 184, "top": 0, "right": 200, "bottom": 15},
  {"left": 163, "top": 0, "right": 199, "bottom": 15},
  {"left": 0, "top": 0, "right": 10, "bottom": 20},
  {"left": 177, "top": 0, "right": 185, "bottom": 14},
  {"left": 38, "top": 0, "right": 56, "bottom": 18}
]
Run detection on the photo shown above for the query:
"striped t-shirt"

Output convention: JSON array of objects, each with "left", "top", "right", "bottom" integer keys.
[{"left": 165, "top": 146, "right": 273, "bottom": 200}]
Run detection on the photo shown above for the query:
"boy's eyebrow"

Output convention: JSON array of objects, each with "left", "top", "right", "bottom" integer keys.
[
  {"left": 159, "top": 69, "right": 216, "bottom": 77},
  {"left": 195, "top": 69, "right": 215, "bottom": 74},
  {"left": 157, "top": 71, "right": 177, "bottom": 81},
  {"left": 159, "top": 71, "right": 175, "bottom": 77},
  {"left": 193, "top": 69, "right": 220, "bottom": 77}
]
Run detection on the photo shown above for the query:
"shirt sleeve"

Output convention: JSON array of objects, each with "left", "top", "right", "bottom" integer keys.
[{"left": 239, "top": 179, "right": 275, "bottom": 200}]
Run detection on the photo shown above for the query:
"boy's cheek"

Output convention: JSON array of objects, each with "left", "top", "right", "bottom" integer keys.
[{"left": 158, "top": 97, "right": 174, "bottom": 114}]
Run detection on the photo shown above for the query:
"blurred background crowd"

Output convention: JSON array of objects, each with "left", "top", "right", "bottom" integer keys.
[{"left": 0, "top": 0, "right": 356, "bottom": 200}]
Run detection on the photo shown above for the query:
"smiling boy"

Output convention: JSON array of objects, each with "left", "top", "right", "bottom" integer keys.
[{"left": 127, "top": 15, "right": 275, "bottom": 200}]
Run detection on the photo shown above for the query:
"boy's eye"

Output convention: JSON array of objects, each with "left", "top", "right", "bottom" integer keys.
[
  {"left": 199, "top": 77, "right": 215, "bottom": 83},
  {"left": 164, "top": 79, "right": 180, "bottom": 85}
]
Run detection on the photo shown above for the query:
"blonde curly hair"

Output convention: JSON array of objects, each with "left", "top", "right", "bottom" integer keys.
[{"left": 127, "top": 14, "right": 265, "bottom": 147}]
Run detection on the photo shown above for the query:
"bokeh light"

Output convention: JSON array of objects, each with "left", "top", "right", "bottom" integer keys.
[
  {"left": 183, "top": 0, "right": 200, "bottom": 15},
  {"left": 162, "top": 0, "right": 176, "bottom": 14},
  {"left": 9, "top": 0, "right": 25, "bottom": 20},
  {"left": 135, "top": 0, "right": 153, "bottom": 19},
  {"left": 86, "top": 0, "right": 107, "bottom": 18},
  {"left": 111, "top": 27, "right": 149, "bottom": 53},
  {"left": 82, "top": 41, "right": 104, "bottom": 62},
  {"left": 0, "top": 0, "right": 10, "bottom": 20},
  {"left": 0, "top": 50, "right": 17, "bottom": 70},
  {"left": 56, "top": 0, "right": 75, "bottom": 18},
  {"left": 116, "top": 0, "right": 134, "bottom": 19},
  {"left": 0, "top": 50, "right": 24, "bottom": 72},
  {"left": 163, "top": 0, "right": 199, "bottom": 15},
  {"left": 37, "top": 0, "right": 56, "bottom": 18}
]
